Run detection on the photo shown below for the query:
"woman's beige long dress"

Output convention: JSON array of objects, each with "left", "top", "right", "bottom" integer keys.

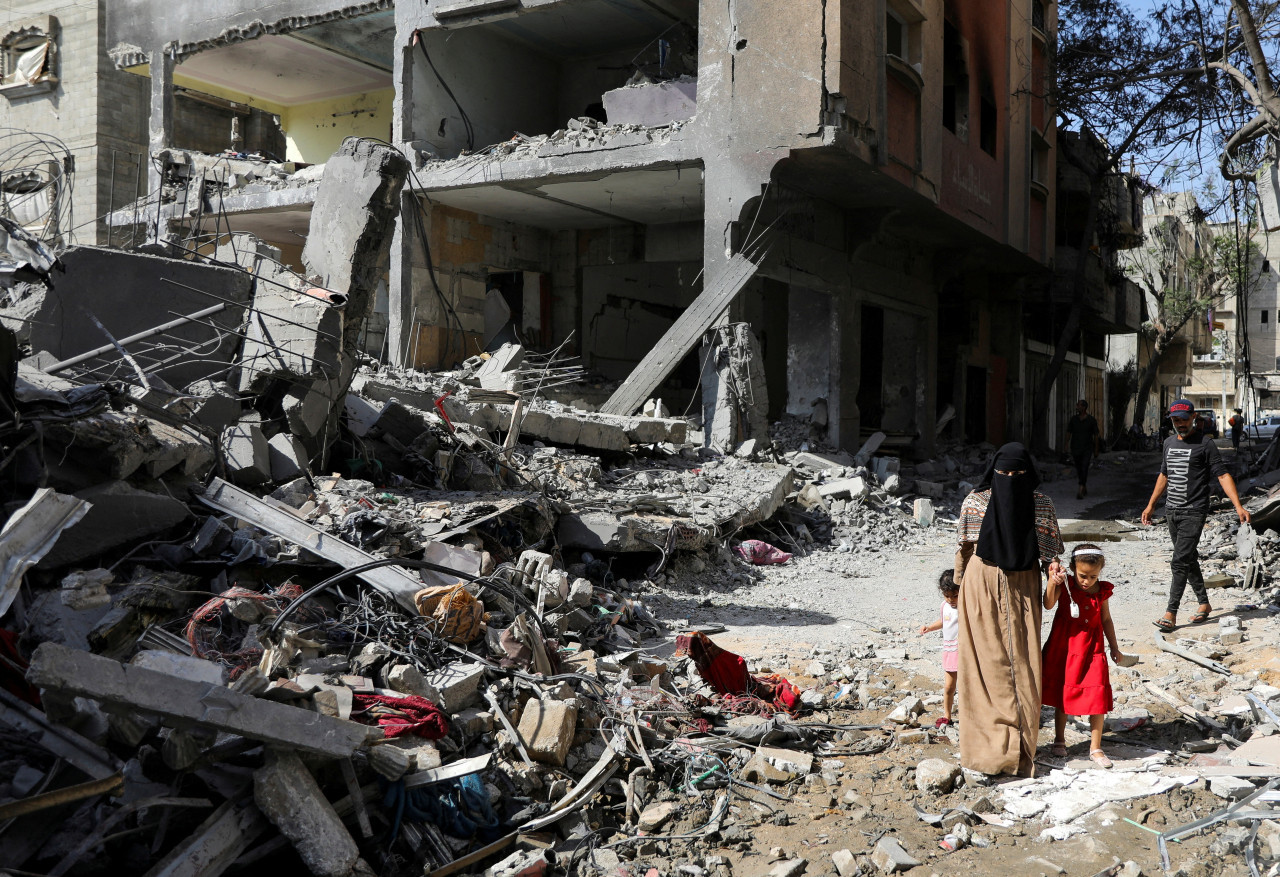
[{"left": 954, "top": 489, "right": 1063, "bottom": 777}]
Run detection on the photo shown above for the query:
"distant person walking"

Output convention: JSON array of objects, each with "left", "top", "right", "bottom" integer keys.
[
  {"left": 956, "top": 442, "right": 1064, "bottom": 777},
  {"left": 1065, "top": 400, "right": 1100, "bottom": 499},
  {"left": 1229, "top": 408, "right": 1246, "bottom": 452},
  {"left": 1142, "top": 399, "right": 1251, "bottom": 631}
]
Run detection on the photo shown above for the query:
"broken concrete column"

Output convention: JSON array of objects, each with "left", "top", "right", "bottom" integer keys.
[
  {"left": 220, "top": 422, "right": 271, "bottom": 485},
  {"left": 254, "top": 748, "right": 365, "bottom": 877},
  {"left": 700, "top": 322, "right": 770, "bottom": 452},
  {"left": 301, "top": 138, "right": 410, "bottom": 352}
]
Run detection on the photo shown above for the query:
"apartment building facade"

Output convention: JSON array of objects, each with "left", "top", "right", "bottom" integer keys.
[{"left": 16, "top": 0, "right": 1140, "bottom": 455}]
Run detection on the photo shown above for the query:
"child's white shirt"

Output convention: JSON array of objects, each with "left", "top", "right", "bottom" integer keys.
[{"left": 941, "top": 601, "right": 959, "bottom": 645}]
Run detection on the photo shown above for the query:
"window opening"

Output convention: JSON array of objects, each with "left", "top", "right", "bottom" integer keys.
[{"left": 942, "top": 21, "right": 969, "bottom": 139}]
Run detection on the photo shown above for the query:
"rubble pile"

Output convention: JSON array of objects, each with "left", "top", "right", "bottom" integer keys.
[
  {"left": 7, "top": 135, "right": 1280, "bottom": 877},
  {"left": 411, "top": 118, "right": 691, "bottom": 171}
]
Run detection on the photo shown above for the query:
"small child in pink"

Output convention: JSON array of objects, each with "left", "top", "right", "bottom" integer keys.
[{"left": 918, "top": 570, "right": 960, "bottom": 727}]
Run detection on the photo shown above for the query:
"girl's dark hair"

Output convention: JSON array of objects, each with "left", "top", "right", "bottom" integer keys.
[
  {"left": 1070, "top": 543, "right": 1106, "bottom": 570},
  {"left": 938, "top": 570, "right": 959, "bottom": 594}
]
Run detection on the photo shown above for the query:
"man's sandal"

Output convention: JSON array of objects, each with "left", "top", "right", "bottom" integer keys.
[
  {"left": 1190, "top": 609, "right": 1212, "bottom": 624},
  {"left": 1153, "top": 616, "right": 1177, "bottom": 632},
  {"left": 1050, "top": 742, "right": 1068, "bottom": 758},
  {"left": 1089, "top": 749, "right": 1113, "bottom": 769}
]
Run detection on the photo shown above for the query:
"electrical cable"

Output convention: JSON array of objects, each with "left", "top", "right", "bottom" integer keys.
[{"left": 415, "top": 34, "right": 475, "bottom": 153}]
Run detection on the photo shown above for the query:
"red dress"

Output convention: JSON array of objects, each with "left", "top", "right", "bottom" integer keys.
[{"left": 1041, "top": 577, "right": 1114, "bottom": 716}]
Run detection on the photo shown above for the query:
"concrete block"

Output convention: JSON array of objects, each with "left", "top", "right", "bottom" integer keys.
[
  {"left": 453, "top": 708, "right": 494, "bottom": 736},
  {"left": 1210, "top": 775, "right": 1256, "bottom": 799},
  {"left": 915, "top": 758, "right": 960, "bottom": 793},
  {"left": 914, "top": 498, "right": 935, "bottom": 527},
  {"left": 268, "top": 432, "right": 309, "bottom": 482},
  {"left": 914, "top": 480, "right": 945, "bottom": 499},
  {"left": 871, "top": 836, "right": 921, "bottom": 872},
  {"left": 759, "top": 746, "right": 813, "bottom": 777},
  {"left": 832, "top": 849, "right": 858, "bottom": 877},
  {"left": 569, "top": 577, "right": 593, "bottom": 608},
  {"left": 37, "top": 481, "right": 190, "bottom": 570},
  {"left": 60, "top": 568, "right": 114, "bottom": 610},
  {"left": 516, "top": 697, "right": 578, "bottom": 766},
  {"left": 817, "top": 477, "right": 869, "bottom": 501},
  {"left": 387, "top": 664, "right": 434, "bottom": 699},
  {"left": 576, "top": 419, "right": 631, "bottom": 453},
  {"left": 220, "top": 423, "right": 271, "bottom": 485},
  {"left": 254, "top": 748, "right": 362, "bottom": 877},
  {"left": 422, "top": 662, "right": 486, "bottom": 712},
  {"left": 637, "top": 801, "right": 678, "bottom": 832},
  {"left": 283, "top": 381, "right": 335, "bottom": 443}
]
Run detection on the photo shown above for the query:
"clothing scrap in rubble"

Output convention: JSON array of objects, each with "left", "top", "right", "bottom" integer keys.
[
  {"left": 734, "top": 539, "right": 793, "bottom": 565},
  {"left": 352, "top": 692, "right": 450, "bottom": 739},
  {"left": 676, "top": 631, "right": 801, "bottom": 713}
]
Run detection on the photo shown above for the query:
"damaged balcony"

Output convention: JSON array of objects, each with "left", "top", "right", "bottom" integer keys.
[
  {"left": 107, "top": 8, "right": 397, "bottom": 263},
  {"left": 402, "top": 0, "right": 698, "bottom": 162}
]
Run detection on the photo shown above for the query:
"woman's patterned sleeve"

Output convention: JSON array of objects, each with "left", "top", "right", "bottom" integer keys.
[{"left": 1035, "top": 493, "right": 1065, "bottom": 561}]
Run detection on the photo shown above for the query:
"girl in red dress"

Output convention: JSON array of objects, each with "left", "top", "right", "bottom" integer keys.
[{"left": 1042, "top": 543, "right": 1127, "bottom": 768}]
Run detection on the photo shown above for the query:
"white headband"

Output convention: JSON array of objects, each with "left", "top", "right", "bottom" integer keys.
[{"left": 1072, "top": 548, "right": 1105, "bottom": 559}]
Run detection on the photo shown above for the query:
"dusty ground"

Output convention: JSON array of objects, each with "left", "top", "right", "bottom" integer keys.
[{"left": 621, "top": 443, "right": 1274, "bottom": 877}]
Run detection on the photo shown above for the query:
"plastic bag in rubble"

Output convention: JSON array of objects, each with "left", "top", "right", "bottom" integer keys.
[
  {"left": 734, "top": 539, "right": 793, "bottom": 565},
  {"left": 413, "top": 584, "right": 487, "bottom": 644}
]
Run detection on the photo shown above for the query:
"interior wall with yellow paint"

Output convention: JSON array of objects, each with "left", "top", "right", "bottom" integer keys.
[{"left": 280, "top": 89, "right": 394, "bottom": 164}]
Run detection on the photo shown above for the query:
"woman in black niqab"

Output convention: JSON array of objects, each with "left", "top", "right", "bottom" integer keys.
[{"left": 976, "top": 442, "right": 1042, "bottom": 573}]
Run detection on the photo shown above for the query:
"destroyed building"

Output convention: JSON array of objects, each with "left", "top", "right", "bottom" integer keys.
[{"left": 72, "top": 0, "right": 1147, "bottom": 455}]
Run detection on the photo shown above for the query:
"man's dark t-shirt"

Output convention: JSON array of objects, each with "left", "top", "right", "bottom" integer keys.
[
  {"left": 1066, "top": 414, "right": 1099, "bottom": 457},
  {"left": 1160, "top": 431, "right": 1227, "bottom": 511}
]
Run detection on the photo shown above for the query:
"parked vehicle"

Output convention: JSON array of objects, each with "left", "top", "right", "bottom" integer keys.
[
  {"left": 1252, "top": 414, "right": 1280, "bottom": 442},
  {"left": 1196, "top": 410, "right": 1219, "bottom": 439}
]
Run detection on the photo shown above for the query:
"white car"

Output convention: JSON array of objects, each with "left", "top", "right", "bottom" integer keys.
[{"left": 1250, "top": 414, "right": 1280, "bottom": 442}]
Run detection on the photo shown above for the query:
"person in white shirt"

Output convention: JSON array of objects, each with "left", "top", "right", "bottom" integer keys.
[{"left": 918, "top": 570, "right": 961, "bottom": 728}]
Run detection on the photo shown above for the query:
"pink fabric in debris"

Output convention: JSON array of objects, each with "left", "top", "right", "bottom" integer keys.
[{"left": 734, "top": 540, "right": 792, "bottom": 565}]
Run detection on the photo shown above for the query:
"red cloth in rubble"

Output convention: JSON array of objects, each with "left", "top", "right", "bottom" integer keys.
[
  {"left": 676, "top": 632, "right": 801, "bottom": 714},
  {"left": 352, "top": 692, "right": 450, "bottom": 740}
]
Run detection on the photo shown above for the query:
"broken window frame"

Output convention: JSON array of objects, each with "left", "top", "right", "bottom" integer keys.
[
  {"left": 941, "top": 19, "right": 970, "bottom": 142},
  {"left": 0, "top": 16, "right": 59, "bottom": 99}
]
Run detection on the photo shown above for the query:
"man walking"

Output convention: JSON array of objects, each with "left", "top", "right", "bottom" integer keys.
[
  {"left": 1229, "top": 408, "right": 1246, "bottom": 452},
  {"left": 1142, "top": 399, "right": 1251, "bottom": 631},
  {"left": 1065, "top": 399, "right": 1100, "bottom": 499}
]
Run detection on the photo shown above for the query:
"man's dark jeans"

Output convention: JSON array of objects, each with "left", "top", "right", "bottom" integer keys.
[
  {"left": 1072, "top": 452, "right": 1092, "bottom": 486},
  {"left": 1166, "top": 508, "right": 1209, "bottom": 615}
]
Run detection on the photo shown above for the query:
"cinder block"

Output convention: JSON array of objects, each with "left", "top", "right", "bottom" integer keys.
[
  {"left": 516, "top": 697, "right": 578, "bottom": 766},
  {"left": 220, "top": 423, "right": 270, "bottom": 485}
]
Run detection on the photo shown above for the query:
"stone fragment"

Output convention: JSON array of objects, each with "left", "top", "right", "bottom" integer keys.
[
  {"left": 817, "top": 477, "right": 869, "bottom": 501},
  {"left": 1210, "top": 775, "right": 1256, "bottom": 799},
  {"left": 914, "top": 480, "right": 944, "bottom": 499},
  {"left": 638, "top": 801, "right": 678, "bottom": 832},
  {"left": 422, "top": 662, "right": 486, "bottom": 711},
  {"left": 188, "top": 380, "right": 243, "bottom": 432},
  {"left": 452, "top": 708, "right": 494, "bottom": 736},
  {"left": 887, "top": 696, "right": 925, "bottom": 724},
  {"left": 220, "top": 422, "right": 271, "bottom": 485},
  {"left": 769, "top": 860, "right": 807, "bottom": 877},
  {"left": 254, "top": 748, "right": 363, "bottom": 877},
  {"left": 915, "top": 758, "right": 960, "bottom": 794},
  {"left": 870, "top": 837, "right": 920, "bottom": 873},
  {"left": 896, "top": 729, "right": 928, "bottom": 745},
  {"left": 488, "top": 849, "right": 551, "bottom": 877},
  {"left": 516, "top": 698, "right": 578, "bottom": 766},
  {"left": 759, "top": 746, "right": 814, "bottom": 777},
  {"left": 831, "top": 849, "right": 857, "bottom": 877},
  {"left": 60, "top": 568, "right": 114, "bottom": 610},
  {"left": 386, "top": 664, "right": 433, "bottom": 698},
  {"left": 913, "top": 498, "right": 935, "bottom": 527},
  {"left": 568, "top": 577, "right": 594, "bottom": 608}
]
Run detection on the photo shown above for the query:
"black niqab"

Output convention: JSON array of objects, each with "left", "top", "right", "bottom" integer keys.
[{"left": 975, "top": 442, "right": 1042, "bottom": 571}]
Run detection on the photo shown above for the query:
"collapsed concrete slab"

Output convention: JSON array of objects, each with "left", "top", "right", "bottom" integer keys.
[
  {"left": 603, "top": 76, "right": 697, "bottom": 127},
  {"left": 219, "top": 423, "right": 271, "bottom": 485},
  {"left": 26, "top": 643, "right": 379, "bottom": 758},
  {"left": 45, "top": 411, "right": 214, "bottom": 481},
  {"left": 0, "top": 246, "right": 253, "bottom": 389},
  {"left": 36, "top": 481, "right": 189, "bottom": 570}
]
